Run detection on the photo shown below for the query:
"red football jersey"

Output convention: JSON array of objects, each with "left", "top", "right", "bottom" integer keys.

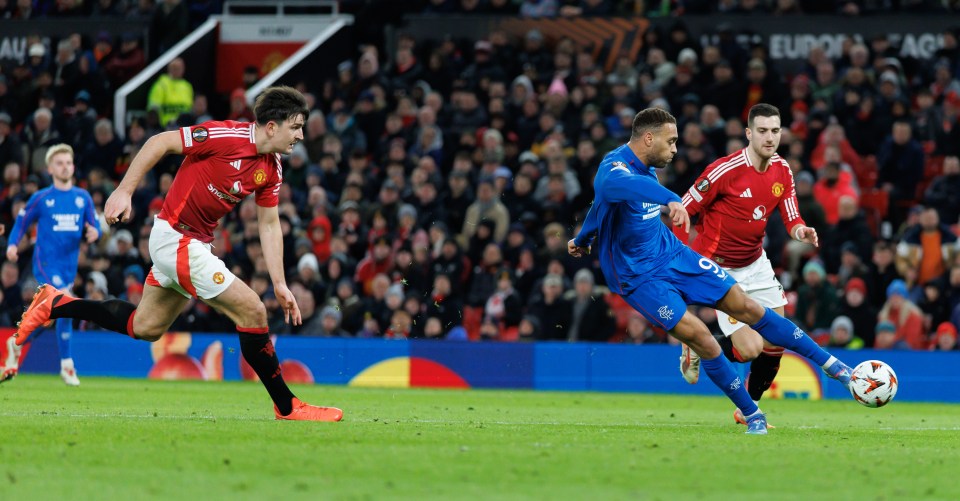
[
  {"left": 158, "top": 121, "right": 282, "bottom": 243},
  {"left": 679, "top": 148, "right": 805, "bottom": 269}
]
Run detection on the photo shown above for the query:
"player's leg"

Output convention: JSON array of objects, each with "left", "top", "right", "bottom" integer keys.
[
  {"left": 202, "top": 279, "right": 342, "bottom": 421},
  {"left": 18, "top": 282, "right": 185, "bottom": 343},
  {"left": 715, "top": 287, "right": 853, "bottom": 387},
  {"left": 620, "top": 281, "right": 767, "bottom": 434}
]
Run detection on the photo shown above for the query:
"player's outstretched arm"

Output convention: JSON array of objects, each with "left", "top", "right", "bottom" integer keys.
[
  {"left": 106, "top": 131, "right": 182, "bottom": 224},
  {"left": 257, "top": 204, "right": 301, "bottom": 325}
]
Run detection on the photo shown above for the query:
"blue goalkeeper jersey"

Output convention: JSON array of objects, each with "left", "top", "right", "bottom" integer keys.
[
  {"left": 8, "top": 186, "right": 100, "bottom": 288},
  {"left": 573, "top": 144, "right": 684, "bottom": 295}
]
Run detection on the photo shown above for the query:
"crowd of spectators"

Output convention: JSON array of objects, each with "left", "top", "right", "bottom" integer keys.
[{"left": 1, "top": 1, "right": 959, "bottom": 352}]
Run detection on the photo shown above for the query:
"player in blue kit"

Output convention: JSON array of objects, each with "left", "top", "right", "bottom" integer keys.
[
  {"left": 567, "top": 108, "right": 854, "bottom": 434},
  {"left": 2, "top": 144, "right": 100, "bottom": 386}
]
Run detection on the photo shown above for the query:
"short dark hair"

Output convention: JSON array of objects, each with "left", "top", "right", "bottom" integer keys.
[
  {"left": 630, "top": 108, "right": 677, "bottom": 141},
  {"left": 747, "top": 103, "right": 780, "bottom": 128},
  {"left": 254, "top": 86, "right": 309, "bottom": 126}
]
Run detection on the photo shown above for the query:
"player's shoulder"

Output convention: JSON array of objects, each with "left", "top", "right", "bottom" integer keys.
[
  {"left": 600, "top": 144, "right": 636, "bottom": 174},
  {"left": 703, "top": 149, "right": 749, "bottom": 179},
  {"left": 771, "top": 153, "right": 792, "bottom": 173}
]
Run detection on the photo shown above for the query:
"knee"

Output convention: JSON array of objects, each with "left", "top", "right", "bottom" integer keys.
[
  {"left": 136, "top": 329, "right": 164, "bottom": 342},
  {"left": 735, "top": 331, "right": 764, "bottom": 360},
  {"left": 242, "top": 302, "right": 268, "bottom": 328},
  {"left": 730, "top": 297, "right": 765, "bottom": 325}
]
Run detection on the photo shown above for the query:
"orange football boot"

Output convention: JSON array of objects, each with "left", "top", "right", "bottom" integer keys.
[
  {"left": 275, "top": 397, "right": 343, "bottom": 422},
  {"left": 15, "top": 285, "right": 66, "bottom": 346}
]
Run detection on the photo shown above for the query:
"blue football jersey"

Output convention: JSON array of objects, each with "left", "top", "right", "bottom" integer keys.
[
  {"left": 8, "top": 186, "right": 100, "bottom": 288},
  {"left": 573, "top": 144, "right": 685, "bottom": 294}
]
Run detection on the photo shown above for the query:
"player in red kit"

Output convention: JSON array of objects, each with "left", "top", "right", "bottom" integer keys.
[
  {"left": 676, "top": 103, "right": 819, "bottom": 426},
  {"left": 14, "top": 86, "right": 342, "bottom": 421}
]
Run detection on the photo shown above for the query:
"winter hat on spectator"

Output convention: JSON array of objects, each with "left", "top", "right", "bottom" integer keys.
[
  {"left": 398, "top": 203, "right": 417, "bottom": 220},
  {"left": 88, "top": 271, "right": 109, "bottom": 295},
  {"left": 845, "top": 277, "right": 867, "bottom": 296},
  {"left": 320, "top": 305, "right": 342, "bottom": 323},
  {"left": 543, "top": 274, "right": 563, "bottom": 288},
  {"left": 830, "top": 315, "right": 853, "bottom": 336},
  {"left": 519, "top": 151, "right": 539, "bottom": 165},
  {"left": 386, "top": 283, "right": 405, "bottom": 302},
  {"left": 794, "top": 171, "right": 815, "bottom": 186},
  {"left": 494, "top": 166, "right": 512, "bottom": 180},
  {"left": 886, "top": 279, "right": 908, "bottom": 299},
  {"left": 802, "top": 260, "right": 826, "bottom": 280},
  {"left": 935, "top": 321, "right": 957, "bottom": 342},
  {"left": 840, "top": 241, "right": 859, "bottom": 257},
  {"left": 547, "top": 78, "right": 568, "bottom": 97},
  {"left": 338, "top": 200, "right": 360, "bottom": 213},
  {"left": 574, "top": 268, "right": 595, "bottom": 285},
  {"left": 876, "top": 321, "right": 896, "bottom": 333},
  {"left": 114, "top": 229, "right": 134, "bottom": 245},
  {"left": 297, "top": 253, "right": 320, "bottom": 275},
  {"left": 74, "top": 90, "right": 91, "bottom": 104},
  {"left": 28, "top": 43, "right": 45, "bottom": 57},
  {"left": 678, "top": 47, "right": 698, "bottom": 65},
  {"left": 879, "top": 71, "right": 899, "bottom": 87},
  {"left": 123, "top": 264, "right": 144, "bottom": 283}
]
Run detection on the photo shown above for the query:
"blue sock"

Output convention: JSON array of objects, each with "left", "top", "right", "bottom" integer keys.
[
  {"left": 701, "top": 354, "right": 759, "bottom": 417},
  {"left": 751, "top": 308, "right": 830, "bottom": 366},
  {"left": 56, "top": 317, "right": 72, "bottom": 361}
]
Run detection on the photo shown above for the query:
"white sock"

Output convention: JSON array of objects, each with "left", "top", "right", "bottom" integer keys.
[
  {"left": 821, "top": 356, "right": 837, "bottom": 370},
  {"left": 744, "top": 408, "right": 763, "bottom": 420},
  {"left": 61, "top": 358, "right": 74, "bottom": 368}
]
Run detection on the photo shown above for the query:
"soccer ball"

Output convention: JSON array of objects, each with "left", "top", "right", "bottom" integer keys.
[{"left": 848, "top": 360, "right": 898, "bottom": 408}]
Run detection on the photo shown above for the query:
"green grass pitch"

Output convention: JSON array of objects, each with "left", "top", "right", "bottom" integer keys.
[{"left": 1, "top": 376, "right": 957, "bottom": 500}]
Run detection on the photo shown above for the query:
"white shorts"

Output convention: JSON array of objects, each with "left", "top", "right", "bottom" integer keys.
[
  {"left": 715, "top": 251, "right": 787, "bottom": 337},
  {"left": 146, "top": 216, "right": 235, "bottom": 299}
]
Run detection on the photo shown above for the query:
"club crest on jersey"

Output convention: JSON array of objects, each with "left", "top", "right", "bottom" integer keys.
[
  {"left": 658, "top": 305, "right": 674, "bottom": 321},
  {"left": 75, "top": 196, "right": 84, "bottom": 208},
  {"left": 696, "top": 179, "right": 711, "bottom": 193},
  {"left": 192, "top": 127, "right": 208, "bottom": 143},
  {"left": 213, "top": 272, "right": 225, "bottom": 284},
  {"left": 254, "top": 168, "right": 267, "bottom": 185},
  {"left": 45, "top": 199, "right": 55, "bottom": 207},
  {"left": 772, "top": 182, "right": 784, "bottom": 196}
]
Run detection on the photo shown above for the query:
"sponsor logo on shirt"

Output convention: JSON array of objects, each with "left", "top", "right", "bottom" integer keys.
[
  {"left": 772, "top": 182, "right": 784, "bottom": 196},
  {"left": 207, "top": 183, "right": 242, "bottom": 204},
  {"left": 696, "top": 179, "right": 710, "bottom": 193},
  {"left": 51, "top": 213, "right": 80, "bottom": 232},
  {"left": 739, "top": 188, "right": 753, "bottom": 198},
  {"left": 230, "top": 159, "right": 241, "bottom": 170},
  {"left": 753, "top": 205, "right": 767, "bottom": 221},
  {"left": 229, "top": 180, "right": 242, "bottom": 194},
  {"left": 192, "top": 127, "right": 208, "bottom": 143}
]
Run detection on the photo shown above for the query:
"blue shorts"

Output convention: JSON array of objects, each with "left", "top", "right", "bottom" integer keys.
[
  {"left": 620, "top": 246, "right": 738, "bottom": 331},
  {"left": 33, "top": 263, "right": 76, "bottom": 291}
]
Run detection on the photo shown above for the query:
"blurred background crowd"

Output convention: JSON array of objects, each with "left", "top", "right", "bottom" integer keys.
[{"left": 0, "top": 0, "right": 959, "bottom": 352}]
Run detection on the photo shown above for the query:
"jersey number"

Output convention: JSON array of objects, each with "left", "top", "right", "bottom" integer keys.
[{"left": 699, "top": 258, "right": 728, "bottom": 279}]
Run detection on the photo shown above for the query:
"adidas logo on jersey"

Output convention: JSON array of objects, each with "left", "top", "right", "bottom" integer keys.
[
  {"left": 230, "top": 160, "right": 241, "bottom": 170},
  {"left": 739, "top": 188, "right": 753, "bottom": 198}
]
